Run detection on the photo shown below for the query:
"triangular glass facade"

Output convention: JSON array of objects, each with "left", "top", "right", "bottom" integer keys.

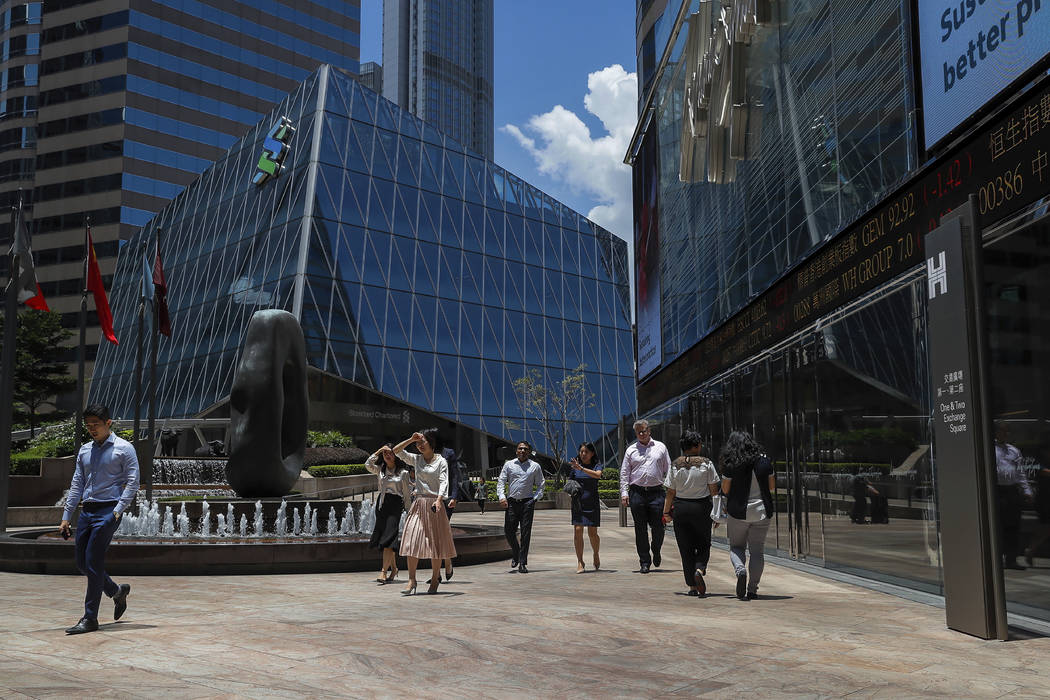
[{"left": 91, "top": 66, "right": 634, "bottom": 457}]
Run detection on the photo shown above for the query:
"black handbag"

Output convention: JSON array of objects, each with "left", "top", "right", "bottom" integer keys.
[{"left": 563, "top": 478, "right": 582, "bottom": 496}]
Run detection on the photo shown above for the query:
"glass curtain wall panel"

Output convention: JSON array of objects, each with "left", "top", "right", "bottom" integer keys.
[{"left": 91, "top": 66, "right": 635, "bottom": 462}]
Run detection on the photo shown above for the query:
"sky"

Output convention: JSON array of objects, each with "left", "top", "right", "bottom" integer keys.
[{"left": 357, "top": 1, "right": 638, "bottom": 250}]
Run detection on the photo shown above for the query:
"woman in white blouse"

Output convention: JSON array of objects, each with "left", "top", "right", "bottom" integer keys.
[
  {"left": 662, "top": 430, "right": 721, "bottom": 596},
  {"left": 365, "top": 444, "right": 413, "bottom": 583},
  {"left": 391, "top": 428, "right": 457, "bottom": 595}
]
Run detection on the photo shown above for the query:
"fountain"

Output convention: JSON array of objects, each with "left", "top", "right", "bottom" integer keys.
[
  {"left": 358, "top": 499, "right": 376, "bottom": 535},
  {"left": 200, "top": 499, "right": 211, "bottom": 538},
  {"left": 0, "top": 308, "right": 510, "bottom": 575}
]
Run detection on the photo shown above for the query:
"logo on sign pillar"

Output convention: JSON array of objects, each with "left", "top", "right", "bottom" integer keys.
[
  {"left": 252, "top": 117, "right": 295, "bottom": 186},
  {"left": 927, "top": 251, "right": 948, "bottom": 299}
]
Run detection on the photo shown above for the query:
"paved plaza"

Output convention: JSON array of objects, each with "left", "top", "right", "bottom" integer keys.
[{"left": 2, "top": 510, "right": 1050, "bottom": 699}]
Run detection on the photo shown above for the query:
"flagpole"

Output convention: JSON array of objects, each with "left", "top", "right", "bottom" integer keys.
[
  {"left": 146, "top": 228, "right": 162, "bottom": 504},
  {"left": 0, "top": 205, "right": 19, "bottom": 532},
  {"left": 75, "top": 217, "right": 89, "bottom": 453},
  {"left": 132, "top": 278, "right": 145, "bottom": 445}
]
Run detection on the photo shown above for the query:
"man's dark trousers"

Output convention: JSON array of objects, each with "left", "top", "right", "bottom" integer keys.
[
  {"left": 75, "top": 502, "right": 121, "bottom": 620},
  {"left": 504, "top": 497, "right": 536, "bottom": 565},
  {"left": 630, "top": 485, "right": 665, "bottom": 567},
  {"left": 998, "top": 484, "right": 1024, "bottom": 563}
]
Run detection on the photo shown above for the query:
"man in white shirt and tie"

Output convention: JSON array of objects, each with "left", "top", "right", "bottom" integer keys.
[{"left": 497, "top": 442, "right": 545, "bottom": 573}]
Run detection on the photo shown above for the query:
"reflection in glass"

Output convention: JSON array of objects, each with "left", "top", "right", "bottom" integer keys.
[{"left": 984, "top": 210, "right": 1050, "bottom": 621}]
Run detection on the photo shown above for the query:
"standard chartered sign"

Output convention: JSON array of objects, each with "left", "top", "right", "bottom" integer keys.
[{"left": 918, "top": 0, "right": 1050, "bottom": 150}]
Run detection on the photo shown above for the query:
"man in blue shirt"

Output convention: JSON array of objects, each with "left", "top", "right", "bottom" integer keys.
[
  {"left": 497, "top": 441, "right": 545, "bottom": 573},
  {"left": 59, "top": 404, "right": 140, "bottom": 634}
]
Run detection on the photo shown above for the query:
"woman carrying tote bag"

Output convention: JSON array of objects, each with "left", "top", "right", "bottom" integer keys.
[{"left": 720, "top": 431, "right": 775, "bottom": 600}]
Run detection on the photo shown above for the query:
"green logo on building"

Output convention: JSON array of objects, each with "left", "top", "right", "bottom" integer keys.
[{"left": 252, "top": 117, "right": 295, "bottom": 186}]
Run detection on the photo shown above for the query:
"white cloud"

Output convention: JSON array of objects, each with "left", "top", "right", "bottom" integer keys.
[{"left": 503, "top": 65, "right": 637, "bottom": 243}]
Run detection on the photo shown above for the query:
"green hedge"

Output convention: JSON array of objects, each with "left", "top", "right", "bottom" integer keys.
[
  {"left": 306, "top": 430, "right": 355, "bottom": 448},
  {"left": 307, "top": 464, "right": 368, "bottom": 478},
  {"left": 598, "top": 489, "right": 621, "bottom": 500},
  {"left": 10, "top": 451, "right": 44, "bottom": 475}
]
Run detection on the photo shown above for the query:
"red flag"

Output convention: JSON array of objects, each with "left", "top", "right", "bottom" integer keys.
[
  {"left": 87, "top": 230, "right": 118, "bottom": 345},
  {"left": 153, "top": 248, "right": 171, "bottom": 337}
]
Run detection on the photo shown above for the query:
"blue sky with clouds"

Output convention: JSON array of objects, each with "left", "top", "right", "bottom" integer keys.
[{"left": 358, "top": 1, "right": 637, "bottom": 246}]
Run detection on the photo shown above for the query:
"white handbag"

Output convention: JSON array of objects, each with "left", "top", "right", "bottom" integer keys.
[{"left": 710, "top": 494, "right": 728, "bottom": 524}]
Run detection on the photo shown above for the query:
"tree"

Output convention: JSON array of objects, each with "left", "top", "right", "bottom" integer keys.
[
  {"left": 505, "top": 364, "right": 595, "bottom": 486},
  {"left": 0, "top": 310, "right": 76, "bottom": 437}
]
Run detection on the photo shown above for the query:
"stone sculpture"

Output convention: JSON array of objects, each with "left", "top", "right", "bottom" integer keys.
[
  {"left": 160, "top": 429, "right": 180, "bottom": 456},
  {"left": 225, "top": 310, "right": 308, "bottom": 497},
  {"left": 193, "top": 440, "right": 225, "bottom": 458}
]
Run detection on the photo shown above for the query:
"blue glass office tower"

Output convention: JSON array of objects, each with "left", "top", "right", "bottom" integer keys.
[
  {"left": 90, "top": 66, "right": 634, "bottom": 469},
  {"left": 0, "top": 1, "right": 360, "bottom": 409},
  {"left": 383, "top": 0, "right": 493, "bottom": 160}
]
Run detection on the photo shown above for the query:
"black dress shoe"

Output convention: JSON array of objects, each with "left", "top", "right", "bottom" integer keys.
[
  {"left": 745, "top": 591, "right": 758, "bottom": 600},
  {"left": 686, "top": 589, "right": 699, "bottom": 596},
  {"left": 113, "top": 583, "right": 130, "bottom": 621},
  {"left": 65, "top": 617, "right": 99, "bottom": 635},
  {"left": 653, "top": 552, "right": 661, "bottom": 568},
  {"left": 640, "top": 563, "right": 650, "bottom": 574},
  {"left": 518, "top": 563, "right": 528, "bottom": 574},
  {"left": 736, "top": 573, "right": 748, "bottom": 600}
]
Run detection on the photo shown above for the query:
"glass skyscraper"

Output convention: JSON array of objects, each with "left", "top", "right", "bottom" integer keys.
[
  {"left": 629, "top": 1, "right": 934, "bottom": 593},
  {"left": 630, "top": 0, "right": 1050, "bottom": 631},
  {"left": 0, "top": 1, "right": 360, "bottom": 408},
  {"left": 90, "top": 66, "right": 634, "bottom": 467},
  {"left": 382, "top": 0, "right": 493, "bottom": 160}
]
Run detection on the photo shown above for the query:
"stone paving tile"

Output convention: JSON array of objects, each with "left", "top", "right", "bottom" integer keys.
[{"left": 3, "top": 510, "right": 1050, "bottom": 697}]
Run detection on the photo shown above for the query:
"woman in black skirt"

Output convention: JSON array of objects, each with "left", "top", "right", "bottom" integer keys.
[
  {"left": 570, "top": 442, "right": 603, "bottom": 573},
  {"left": 365, "top": 444, "right": 413, "bottom": 583}
]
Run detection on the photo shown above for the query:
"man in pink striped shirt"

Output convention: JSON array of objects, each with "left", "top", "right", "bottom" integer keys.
[{"left": 620, "top": 419, "right": 672, "bottom": 573}]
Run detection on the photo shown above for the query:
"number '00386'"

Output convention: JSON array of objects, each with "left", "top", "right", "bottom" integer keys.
[{"left": 978, "top": 163, "right": 1022, "bottom": 215}]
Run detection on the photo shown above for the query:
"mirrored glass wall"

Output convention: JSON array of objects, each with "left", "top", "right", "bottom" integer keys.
[{"left": 644, "top": 276, "right": 941, "bottom": 592}]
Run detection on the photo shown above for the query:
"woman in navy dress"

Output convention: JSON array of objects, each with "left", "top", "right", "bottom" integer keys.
[{"left": 570, "top": 442, "right": 603, "bottom": 573}]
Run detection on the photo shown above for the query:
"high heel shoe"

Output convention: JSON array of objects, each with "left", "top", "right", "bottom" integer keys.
[
  {"left": 427, "top": 576, "right": 440, "bottom": 594},
  {"left": 593, "top": 556, "right": 600, "bottom": 570},
  {"left": 385, "top": 567, "right": 399, "bottom": 582},
  {"left": 401, "top": 581, "right": 417, "bottom": 596},
  {"left": 444, "top": 565, "right": 453, "bottom": 581},
  {"left": 576, "top": 562, "right": 586, "bottom": 574}
]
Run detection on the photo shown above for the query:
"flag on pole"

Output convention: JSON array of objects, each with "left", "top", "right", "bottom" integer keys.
[
  {"left": 141, "top": 249, "right": 154, "bottom": 301},
  {"left": 9, "top": 197, "right": 48, "bottom": 311},
  {"left": 86, "top": 227, "right": 118, "bottom": 345},
  {"left": 153, "top": 246, "right": 171, "bottom": 337}
]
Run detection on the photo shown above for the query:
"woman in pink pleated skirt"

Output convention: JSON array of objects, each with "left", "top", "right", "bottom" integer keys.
[{"left": 392, "top": 428, "right": 457, "bottom": 594}]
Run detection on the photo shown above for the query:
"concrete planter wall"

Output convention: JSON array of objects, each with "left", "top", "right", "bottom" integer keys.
[
  {"left": 292, "top": 472, "right": 375, "bottom": 499},
  {"left": 10, "top": 456, "right": 76, "bottom": 507}
]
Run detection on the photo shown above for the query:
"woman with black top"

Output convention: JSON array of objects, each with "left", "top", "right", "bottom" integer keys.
[
  {"left": 720, "top": 431, "right": 775, "bottom": 600},
  {"left": 662, "top": 431, "right": 720, "bottom": 596},
  {"left": 569, "top": 442, "right": 603, "bottom": 573},
  {"left": 365, "top": 444, "right": 413, "bottom": 583}
]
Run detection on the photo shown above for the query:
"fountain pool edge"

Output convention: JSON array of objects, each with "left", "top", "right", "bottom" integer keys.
[{"left": 0, "top": 525, "right": 512, "bottom": 575}]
